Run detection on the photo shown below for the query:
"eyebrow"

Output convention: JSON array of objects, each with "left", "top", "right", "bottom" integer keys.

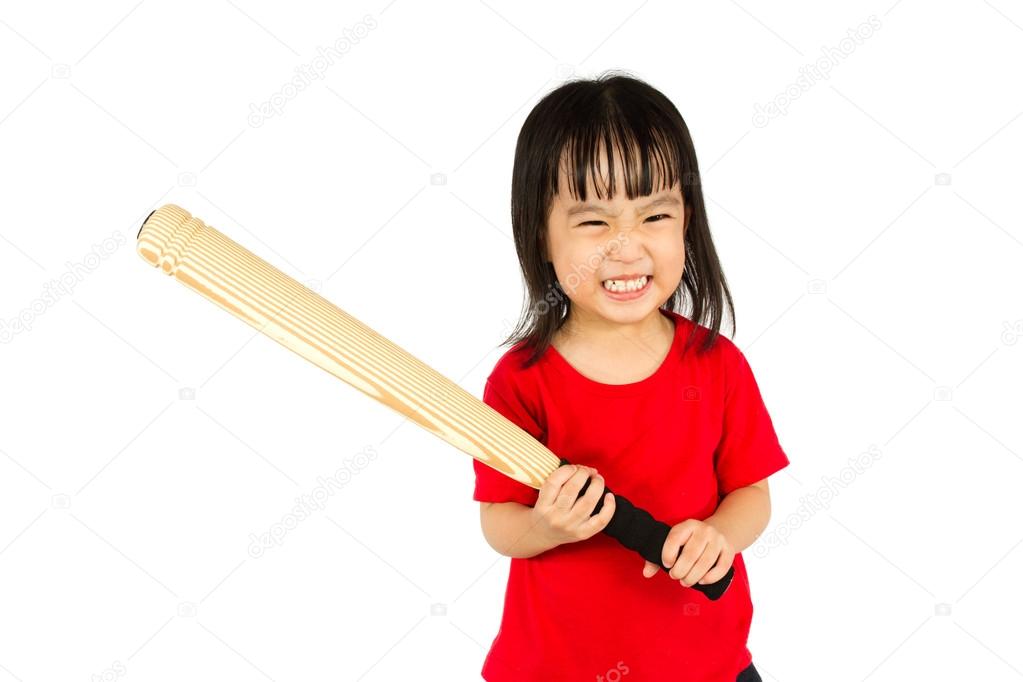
[{"left": 565, "top": 194, "right": 682, "bottom": 218}]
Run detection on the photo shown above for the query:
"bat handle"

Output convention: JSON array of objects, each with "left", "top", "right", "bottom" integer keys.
[{"left": 558, "top": 458, "right": 734, "bottom": 601}]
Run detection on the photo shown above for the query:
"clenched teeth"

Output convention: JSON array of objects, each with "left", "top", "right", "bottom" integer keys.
[{"left": 602, "top": 275, "right": 648, "bottom": 293}]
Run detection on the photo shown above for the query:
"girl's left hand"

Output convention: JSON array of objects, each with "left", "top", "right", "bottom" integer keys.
[{"left": 641, "top": 519, "right": 735, "bottom": 586}]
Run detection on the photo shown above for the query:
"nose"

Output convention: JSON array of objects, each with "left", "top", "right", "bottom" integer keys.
[{"left": 603, "top": 221, "right": 647, "bottom": 261}]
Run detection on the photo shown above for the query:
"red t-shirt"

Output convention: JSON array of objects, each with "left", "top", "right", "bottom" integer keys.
[{"left": 472, "top": 308, "right": 790, "bottom": 681}]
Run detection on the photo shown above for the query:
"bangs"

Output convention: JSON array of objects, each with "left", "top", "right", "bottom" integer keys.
[{"left": 553, "top": 115, "right": 685, "bottom": 203}]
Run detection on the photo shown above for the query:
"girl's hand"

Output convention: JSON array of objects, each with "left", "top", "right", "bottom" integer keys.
[
  {"left": 530, "top": 464, "right": 616, "bottom": 546},
  {"left": 641, "top": 519, "right": 735, "bottom": 586}
]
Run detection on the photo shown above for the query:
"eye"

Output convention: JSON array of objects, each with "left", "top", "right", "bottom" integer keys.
[{"left": 576, "top": 214, "right": 671, "bottom": 227}]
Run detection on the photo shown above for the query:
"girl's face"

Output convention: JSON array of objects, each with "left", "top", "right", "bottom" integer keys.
[{"left": 545, "top": 146, "right": 690, "bottom": 330}]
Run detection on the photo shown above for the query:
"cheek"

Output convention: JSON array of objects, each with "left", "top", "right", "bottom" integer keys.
[
  {"left": 653, "top": 246, "right": 686, "bottom": 284},
  {"left": 666, "top": 234, "right": 687, "bottom": 265},
  {"left": 668, "top": 256, "right": 686, "bottom": 282},
  {"left": 552, "top": 259, "right": 599, "bottom": 298}
]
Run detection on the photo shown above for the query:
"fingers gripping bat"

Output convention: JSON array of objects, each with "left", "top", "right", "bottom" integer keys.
[{"left": 135, "top": 204, "right": 734, "bottom": 600}]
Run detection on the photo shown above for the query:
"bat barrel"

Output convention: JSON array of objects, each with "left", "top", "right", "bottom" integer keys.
[{"left": 135, "top": 204, "right": 561, "bottom": 491}]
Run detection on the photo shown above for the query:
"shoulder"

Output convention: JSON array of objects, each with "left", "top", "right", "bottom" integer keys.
[
  {"left": 489, "top": 339, "right": 538, "bottom": 380},
  {"left": 668, "top": 310, "right": 747, "bottom": 389},
  {"left": 484, "top": 339, "right": 544, "bottom": 401},
  {"left": 669, "top": 310, "right": 742, "bottom": 365},
  {"left": 482, "top": 340, "right": 547, "bottom": 439}
]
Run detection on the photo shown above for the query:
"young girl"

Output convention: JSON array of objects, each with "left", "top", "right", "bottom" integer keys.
[{"left": 472, "top": 71, "right": 789, "bottom": 682}]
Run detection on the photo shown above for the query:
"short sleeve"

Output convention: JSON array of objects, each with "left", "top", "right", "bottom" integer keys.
[
  {"left": 714, "top": 348, "right": 790, "bottom": 496},
  {"left": 472, "top": 360, "right": 542, "bottom": 507}
]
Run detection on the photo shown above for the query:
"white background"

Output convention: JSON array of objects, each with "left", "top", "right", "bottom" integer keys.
[{"left": 2, "top": 1, "right": 1022, "bottom": 680}]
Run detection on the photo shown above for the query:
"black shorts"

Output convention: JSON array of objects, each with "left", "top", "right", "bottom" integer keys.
[{"left": 736, "top": 662, "right": 762, "bottom": 682}]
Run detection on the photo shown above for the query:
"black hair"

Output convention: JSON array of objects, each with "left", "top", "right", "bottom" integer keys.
[{"left": 501, "top": 69, "right": 736, "bottom": 368}]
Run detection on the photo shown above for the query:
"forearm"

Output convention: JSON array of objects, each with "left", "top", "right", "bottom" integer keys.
[
  {"left": 480, "top": 501, "right": 561, "bottom": 559},
  {"left": 705, "top": 485, "right": 771, "bottom": 553}
]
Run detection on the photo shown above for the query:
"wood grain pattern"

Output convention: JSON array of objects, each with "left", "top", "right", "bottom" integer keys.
[{"left": 136, "top": 203, "right": 560, "bottom": 489}]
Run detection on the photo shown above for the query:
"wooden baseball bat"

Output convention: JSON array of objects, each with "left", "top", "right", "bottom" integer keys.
[{"left": 135, "top": 203, "right": 733, "bottom": 600}]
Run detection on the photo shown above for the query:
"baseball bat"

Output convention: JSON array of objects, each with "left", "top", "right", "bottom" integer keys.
[{"left": 135, "top": 203, "right": 733, "bottom": 600}]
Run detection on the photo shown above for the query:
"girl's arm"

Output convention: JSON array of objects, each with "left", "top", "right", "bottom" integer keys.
[
  {"left": 705, "top": 478, "right": 772, "bottom": 553},
  {"left": 479, "top": 501, "right": 561, "bottom": 558}
]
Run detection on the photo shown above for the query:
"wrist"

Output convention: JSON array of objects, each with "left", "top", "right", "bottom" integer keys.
[
  {"left": 704, "top": 515, "right": 736, "bottom": 550},
  {"left": 528, "top": 506, "right": 572, "bottom": 549}
]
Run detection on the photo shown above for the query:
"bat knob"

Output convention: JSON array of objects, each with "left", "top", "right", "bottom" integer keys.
[
  {"left": 136, "top": 203, "right": 204, "bottom": 275},
  {"left": 136, "top": 209, "right": 156, "bottom": 240}
]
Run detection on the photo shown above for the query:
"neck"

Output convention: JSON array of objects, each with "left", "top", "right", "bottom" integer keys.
[{"left": 558, "top": 307, "right": 671, "bottom": 349}]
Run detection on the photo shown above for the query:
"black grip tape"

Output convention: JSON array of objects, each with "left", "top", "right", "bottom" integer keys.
[{"left": 558, "top": 457, "right": 733, "bottom": 601}]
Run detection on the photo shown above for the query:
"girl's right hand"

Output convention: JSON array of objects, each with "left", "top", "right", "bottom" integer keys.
[{"left": 530, "top": 464, "right": 616, "bottom": 546}]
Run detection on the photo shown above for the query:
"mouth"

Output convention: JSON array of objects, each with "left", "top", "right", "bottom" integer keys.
[
  {"left": 601, "top": 274, "right": 652, "bottom": 300},
  {"left": 601, "top": 274, "right": 650, "bottom": 292}
]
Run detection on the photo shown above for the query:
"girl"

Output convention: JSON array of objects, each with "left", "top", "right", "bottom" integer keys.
[{"left": 473, "top": 71, "right": 789, "bottom": 682}]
